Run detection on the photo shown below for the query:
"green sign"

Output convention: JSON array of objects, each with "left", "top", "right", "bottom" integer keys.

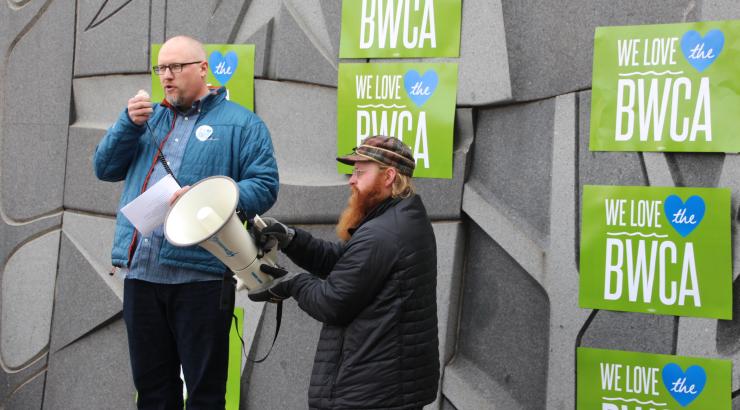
[
  {"left": 226, "top": 307, "right": 244, "bottom": 410},
  {"left": 580, "top": 185, "right": 731, "bottom": 319},
  {"left": 339, "top": 0, "right": 461, "bottom": 58},
  {"left": 151, "top": 44, "right": 255, "bottom": 110},
  {"left": 577, "top": 347, "right": 731, "bottom": 409},
  {"left": 337, "top": 63, "right": 458, "bottom": 178},
  {"left": 590, "top": 20, "right": 740, "bottom": 152}
]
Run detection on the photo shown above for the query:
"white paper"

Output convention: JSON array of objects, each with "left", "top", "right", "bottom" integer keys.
[{"left": 120, "top": 174, "right": 181, "bottom": 235}]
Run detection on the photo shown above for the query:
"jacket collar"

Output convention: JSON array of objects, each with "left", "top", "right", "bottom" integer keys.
[
  {"left": 159, "top": 86, "right": 226, "bottom": 115},
  {"left": 347, "top": 196, "right": 403, "bottom": 236}
]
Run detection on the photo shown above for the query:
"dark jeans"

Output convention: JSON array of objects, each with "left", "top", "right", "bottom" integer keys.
[{"left": 123, "top": 279, "right": 234, "bottom": 410}]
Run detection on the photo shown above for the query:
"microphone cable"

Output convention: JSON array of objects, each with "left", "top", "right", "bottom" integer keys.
[{"left": 144, "top": 119, "right": 181, "bottom": 187}]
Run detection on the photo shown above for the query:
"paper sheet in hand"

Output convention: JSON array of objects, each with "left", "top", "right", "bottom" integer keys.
[{"left": 120, "top": 174, "right": 180, "bottom": 235}]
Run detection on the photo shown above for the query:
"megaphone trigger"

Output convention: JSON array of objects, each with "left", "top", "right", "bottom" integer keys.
[{"left": 261, "top": 264, "right": 288, "bottom": 279}]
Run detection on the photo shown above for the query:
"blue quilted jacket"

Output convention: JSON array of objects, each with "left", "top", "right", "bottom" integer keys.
[{"left": 93, "top": 87, "right": 279, "bottom": 273}]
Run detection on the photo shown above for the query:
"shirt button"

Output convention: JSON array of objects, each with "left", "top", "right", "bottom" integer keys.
[
  {"left": 143, "top": 238, "right": 149, "bottom": 243},
  {"left": 175, "top": 138, "right": 179, "bottom": 142},
  {"left": 185, "top": 117, "right": 189, "bottom": 121}
]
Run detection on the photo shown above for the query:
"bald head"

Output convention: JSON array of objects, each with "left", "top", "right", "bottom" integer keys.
[{"left": 160, "top": 35, "right": 207, "bottom": 61}]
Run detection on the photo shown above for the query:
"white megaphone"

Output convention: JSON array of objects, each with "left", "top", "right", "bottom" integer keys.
[{"left": 163, "top": 176, "right": 277, "bottom": 291}]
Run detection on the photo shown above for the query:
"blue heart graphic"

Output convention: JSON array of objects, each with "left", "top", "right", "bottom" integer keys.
[
  {"left": 662, "top": 363, "right": 706, "bottom": 407},
  {"left": 663, "top": 195, "right": 705, "bottom": 237},
  {"left": 681, "top": 29, "right": 724, "bottom": 72},
  {"left": 404, "top": 70, "right": 438, "bottom": 107},
  {"left": 208, "top": 51, "right": 238, "bottom": 85}
]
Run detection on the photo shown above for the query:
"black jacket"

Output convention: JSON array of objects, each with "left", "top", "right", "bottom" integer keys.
[{"left": 284, "top": 195, "right": 439, "bottom": 409}]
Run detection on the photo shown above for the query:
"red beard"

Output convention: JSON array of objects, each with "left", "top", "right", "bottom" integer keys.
[{"left": 336, "top": 178, "right": 387, "bottom": 241}]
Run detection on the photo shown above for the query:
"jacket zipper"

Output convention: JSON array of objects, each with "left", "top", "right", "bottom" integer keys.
[{"left": 125, "top": 111, "right": 178, "bottom": 266}]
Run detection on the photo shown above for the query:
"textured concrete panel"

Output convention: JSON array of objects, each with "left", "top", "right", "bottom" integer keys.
[
  {"left": 1, "top": 231, "right": 59, "bottom": 369},
  {"left": 165, "top": 0, "right": 251, "bottom": 43},
  {"left": 3, "top": 0, "right": 74, "bottom": 126},
  {"left": 73, "top": 75, "right": 151, "bottom": 128},
  {"left": 453, "top": 222, "right": 549, "bottom": 409},
  {"left": 580, "top": 311, "right": 675, "bottom": 353},
  {"left": 471, "top": 98, "right": 555, "bottom": 240},
  {"left": 244, "top": 222, "right": 462, "bottom": 408},
  {"left": 5, "top": 370, "right": 45, "bottom": 410},
  {"left": 500, "top": 0, "right": 698, "bottom": 101},
  {"left": 254, "top": 80, "right": 345, "bottom": 223},
  {"left": 271, "top": 3, "right": 337, "bottom": 86},
  {"left": 43, "top": 319, "right": 134, "bottom": 410},
  {"left": 414, "top": 109, "right": 473, "bottom": 220},
  {"left": 700, "top": 1, "right": 740, "bottom": 20},
  {"left": 462, "top": 184, "right": 545, "bottom": 282},
  {"left": 0, "top": 216, "right": 61, "bottom": 270},
  {"left": 0, "top": 1, "right": 48, "bottom": 49},
  {"left": 75, "top": 0, "right": 150, "bottom": 76},
  {"left": 666, "top": 153, "right": 725, "bottom": 188},
  {"left": 320, "top": 0, "right": 342, "bottom": 57},
  {"left": 49, "top": 235, "right": 121, "bottom": 352},
  {"left": 543, "top": 93, "right": 589, "bottom": 409},
  {"left": 441, "top": 396, "right": 458, "bottom": 410},
  {"left": 255, "top": 80, "right": 341, "bottom": 185},
  {"left": 0, "top": 353, "right": 46, "bottom": 409},
  {"left": 233, "top": 0, "right": 281, "bottom": 42},
  {"left": 457, "top": 0, "right": 511, "bottom": 105},
  {"left": 443, "top": 356, "right": 522, "bottom": 410},
  {"left": 246, "top": 19, "right": 274, "bottom": 78},
  {"left": 150, "top": 0, "right": 166, "bottom": 44},
  {"left": 2, "top": 0, "right": 74, "bottom": 222},
  {"left": 65, "top": 125, "right": 123, "bottom": 215},
  {"left": 428, "top": 222, "right": 465, "bottom": 410},
  {"left": 2, "top": 123, "right": 67, "bottom": 221},
  {"left": 62, "top": 212, "right": 121, "bottom": 300}
]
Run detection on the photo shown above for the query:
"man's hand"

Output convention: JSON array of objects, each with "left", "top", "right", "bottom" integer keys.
[
  {"left": 169, "top": 185, "right": 191, "bottom": 206},
  {"left": 253, "top": 217, "right": 295, "bottom": 251},
  {"left": 248, "top": 265, "right": 299, "bottom": 303},
  {"left": 128, "top": 89, "right": 153, "bottom": 126}
]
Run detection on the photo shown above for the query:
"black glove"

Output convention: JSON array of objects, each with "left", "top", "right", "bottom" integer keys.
[
  {"left": 252, "top": 217, "right": 295, "bottom": 252},
  {"left": 248, "top": 264, "right": 299, "bottom": 303}
]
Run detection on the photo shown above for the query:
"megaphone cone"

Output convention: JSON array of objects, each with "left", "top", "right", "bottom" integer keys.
[{"left": 164, "top": 176, "right": 276, "bottom": 291}]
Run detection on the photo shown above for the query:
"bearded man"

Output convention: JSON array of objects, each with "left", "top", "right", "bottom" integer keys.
[{"left": 249, "top": 136, "right": 439, "bottom": 410}]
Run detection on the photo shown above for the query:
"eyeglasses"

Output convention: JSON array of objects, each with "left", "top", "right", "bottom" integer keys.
[
  {"left": 351, "top": 166, "right": 387, "bottom": 177},
  {"left": 152, "top": 61, "right": 202, "bottom": 75}
]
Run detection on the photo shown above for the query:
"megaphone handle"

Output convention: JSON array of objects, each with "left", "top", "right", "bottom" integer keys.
[
  {"left": 235, "top": 206, "right": 248, "bottom": 223},
  {"left": 253, "top": 214, "right": 267, "bottom": 230}
]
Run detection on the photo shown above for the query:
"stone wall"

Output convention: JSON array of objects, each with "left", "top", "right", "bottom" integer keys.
[{"left": 1, "top": 1, "right": 739, "bottom": 408}]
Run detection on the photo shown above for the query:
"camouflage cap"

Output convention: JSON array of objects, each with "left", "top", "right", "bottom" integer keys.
[{"left": 337, "top": 136, "right": 415, "bottom": 177}]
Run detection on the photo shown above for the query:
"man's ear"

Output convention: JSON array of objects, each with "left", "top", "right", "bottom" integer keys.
[
  {"left": 200, "top": 61, "right": 208, "bottom": 79},
  {"left": 383, "top": 167, "right": 397, "bottom": 188}
]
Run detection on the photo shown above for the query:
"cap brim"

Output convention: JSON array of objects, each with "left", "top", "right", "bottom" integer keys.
[
  {"left": 337, "top": 152, "right": 385, "bottom": 167},
  {"left": 336, "top": 153, "right": 365, "bottom": 166}
]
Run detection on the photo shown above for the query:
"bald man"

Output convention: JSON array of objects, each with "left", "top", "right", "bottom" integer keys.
[{"left": 93, "top": 36, "right": 279, "bottom": 409}]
